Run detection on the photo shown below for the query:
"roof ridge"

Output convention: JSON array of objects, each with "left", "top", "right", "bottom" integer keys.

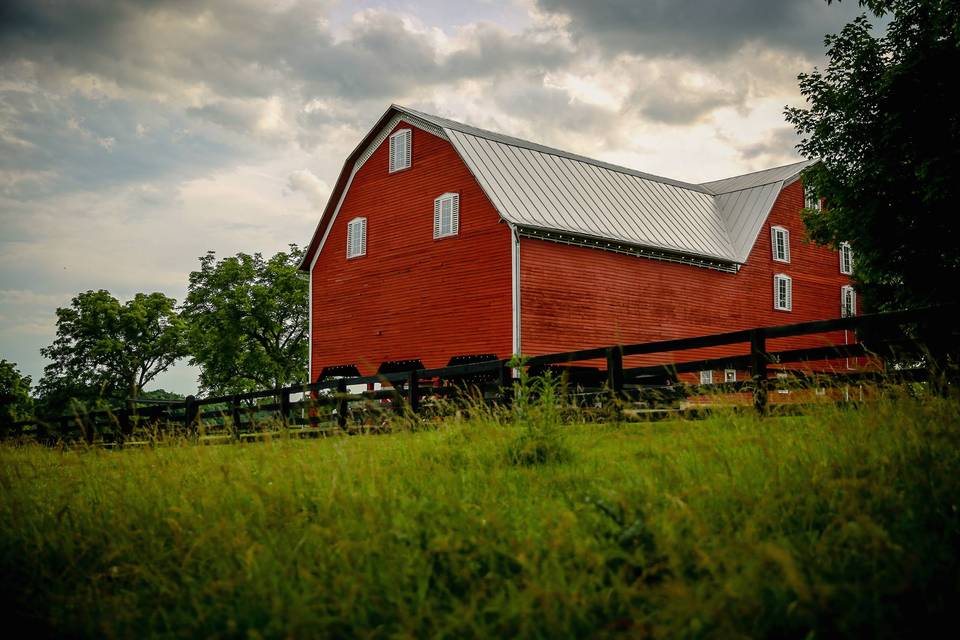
[
  {"left": 394, "top": 104, "right": 712, "bottom": 195},
  {"left": 699, "top": 159, "right": 813, "bottom": 192}
]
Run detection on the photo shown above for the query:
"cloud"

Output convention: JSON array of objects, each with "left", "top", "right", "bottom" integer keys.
[
  {"left": 286, "top": 169, "right": 330, "bottom": 209},
  {"left": 532, "top": 0, "right": 870, "bottom": 60}
]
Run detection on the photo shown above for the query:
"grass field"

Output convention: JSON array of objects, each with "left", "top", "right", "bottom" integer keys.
[{"left": 2, "top": 389, "right": 959, "bottom": 638}]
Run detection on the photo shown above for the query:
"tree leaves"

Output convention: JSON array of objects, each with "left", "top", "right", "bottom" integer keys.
[
  {"left": 181, "top": 245, "right": 307, "bottom": 395},
  {"left": 786, "top": 0, "right": 960, "bottom": 311},
  {"left": 36, "top": 290, "right": 187, "bottom": 413}
]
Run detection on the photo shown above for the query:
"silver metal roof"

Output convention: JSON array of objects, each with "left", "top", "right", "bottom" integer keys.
[
  {"left": 446, "top": 129, "right": 739, "bottom": 262},
  {"left": 699, "top": 159, "right": 814, "bottom": 195},
  {"left": 300, "top": 105, "right": 814, "bottom": 270}
]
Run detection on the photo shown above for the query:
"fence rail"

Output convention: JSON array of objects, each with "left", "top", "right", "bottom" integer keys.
[{"left": 6, "top": 305, "right": 957, "bottom": 445}]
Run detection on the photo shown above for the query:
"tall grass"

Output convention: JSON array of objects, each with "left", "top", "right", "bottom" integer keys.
[{"left": 1, "top": 389, "right": 958, "bottom": 638}]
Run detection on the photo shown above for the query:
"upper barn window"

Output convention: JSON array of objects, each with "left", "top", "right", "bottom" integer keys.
[
  {"left": 839, "top": 242, "right": 854, "bottom": 275},
  {"left": 771, "top": 225, "right": 790, "bottom": 263},
  {"left": 389, "top": 128, "right": 412, "bottom": 173},
  {"left": 433, "top": 193, "right": 460, "bottom": 239},
  {"left": 804, "top": 184, "right": 821, "bottom": 211},
  {"left": 346, "top": 217, "right": 366, "bottom": 259}
]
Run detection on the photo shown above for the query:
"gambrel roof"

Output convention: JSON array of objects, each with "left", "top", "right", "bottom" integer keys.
[{"left": 300, "top": 104, "right": 813, "bottom": 271}]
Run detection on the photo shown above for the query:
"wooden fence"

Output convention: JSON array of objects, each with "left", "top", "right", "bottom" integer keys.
[{"left": 6, "top": 305, "right": 956, "bottom": 445}]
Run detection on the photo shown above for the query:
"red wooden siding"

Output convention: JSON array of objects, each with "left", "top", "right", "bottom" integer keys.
[
  {"left": 519, "top": 180, "right": 855, "bottom": 373},
  {"left": 310, "top": 123, "right": 512, "bottom": 379}
]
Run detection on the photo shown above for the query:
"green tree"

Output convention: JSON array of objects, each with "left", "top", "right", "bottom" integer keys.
[
  {"left": 37, "top": 290, "right": 188, "bottom": 414},
  {"left": 785, "top": 0, "right": 960, "bottom": 311},
  {"left": 0, "top": 359, "right": 34, "bottom": 434},
  {"left": 181, "top": 245, "right": 308, "bottom": 395}
]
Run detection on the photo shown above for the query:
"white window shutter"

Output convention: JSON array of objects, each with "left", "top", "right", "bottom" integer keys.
[
  {"left": 389, "top": 135, "right": 397, "bottom": 172},
  {"left": 359, "top": 218, "right": 367, "bottom": 256},
  {"left": 346, "top": 221, "right": 354, "bottom": 258},
  {"left": 783, "top": 228, "right": 790, "bottom": 262},
  {"left": 771, "top": 226, "right": 778, "bottom": 260},
  {"left": 451, "top": 193, "right": 459, "bottom": 235},
  {"left": 433, "top": 197, "right": 441, "bottom": 239},
  {"left": 403, "top": 129, "right": 411, "bottom": 168},
  {"left": 786, "top": 276, "right": 792, "bottom": 310}
]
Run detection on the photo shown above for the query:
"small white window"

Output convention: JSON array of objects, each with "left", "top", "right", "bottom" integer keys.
[
  {"left": 776, "top": 371, "right": 790, "bottom": 394},
  {"left": 773, "top": 274, "right": 792, "bottom": 311},
  {"left": 841, "top": 285, "right": 856, "bottom": 318},
  {"left": 389, "top": 128, "right": 411, "bottom": 173},
  {"left": 433, "top": 192, "right": 460, "bottom": 239},
  {"left": 699, "top": 370, "right": 713, "bottom": 385},
  {"left": 724, "top": 369, "right": 737, "bottom": 383},
  {"left": 771, "top": 226, "right": 790, "bottom": 262},
  {"left": 346, "top": 217, "right": 366, "bottom": 259},
  {"left": 839, "top": 242, "right": 853, "bottom": 275},
  {"left": 804, "top": 184, "right": 821, "bottom": 211}
]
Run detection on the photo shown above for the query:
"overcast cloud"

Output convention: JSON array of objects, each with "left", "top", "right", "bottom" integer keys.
[{"left": 0, "top": 0, "right": 872, "bottom": 393}]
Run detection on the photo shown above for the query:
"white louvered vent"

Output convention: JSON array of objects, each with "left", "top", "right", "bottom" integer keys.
[
  {"left": 773, "top": 274, "right": 792, "bottom": 311},
  {"left": 433, "top": 192, "right": 460, "bottom": 239},
  {"left": 389, "top": 129, "right": 411, "bottom": 173},
  {"left": 347, "top": 217, "right": 366, "bottom": 259},
  {"left": 771, "top": 225, "right": 790, "bottom": 262}
]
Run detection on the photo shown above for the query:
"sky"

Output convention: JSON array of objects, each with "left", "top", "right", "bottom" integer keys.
[{"left": 0, "top": 0, "right": 871, "bottom": 395}]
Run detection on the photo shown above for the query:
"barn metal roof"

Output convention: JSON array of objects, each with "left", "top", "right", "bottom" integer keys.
[
  {"left": 299, "top": 105, "right": 813, "bottom": 271},
  {"left": 699, "top": 159, "right": 814, "bottom": 195}
]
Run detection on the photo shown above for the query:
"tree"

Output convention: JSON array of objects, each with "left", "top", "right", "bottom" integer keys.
[
  {"left": 785, "top": 0, "right": 960, "bottom": 311},
  {"left": 181, "top": 245, "right": 308, "bottom": 395},
  {"left": 37, "top": 290, "right": 188, "bottom": 414},
  {"left": 1, "top": 359, "right": 34, "bottom": 433}
]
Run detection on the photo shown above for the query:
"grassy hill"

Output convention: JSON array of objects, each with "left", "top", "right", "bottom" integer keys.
[{"left": 2, "top": 390, "right": 958, "bottom": 638}]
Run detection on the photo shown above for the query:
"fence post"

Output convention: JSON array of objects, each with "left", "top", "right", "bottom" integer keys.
[
  {"left": 336, "top": 379, "right": 348, "bottom": 429},
  {"left": 751, "top": 329, "right": 768, "bottom": 415},
  {"left": 607, "top": 346, "right": 624, "bottom": 419},
  {"left": 407, "top": 370, "right": 420, "bottom": 415},
  {"left": 184, "top": 395, "right": 198, "bottom": 434},
  {"left": 498, "top": 362, "right": 512, "bottom": 403},
  {"left": 280, "top": 388, "right": 291, "bottom": 427},
  {"left": 231, "top": 395, "right": 242, "bottom": 441}
]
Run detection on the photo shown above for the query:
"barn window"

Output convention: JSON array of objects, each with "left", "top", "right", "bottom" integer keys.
[
  {"left": 804, "top": 184, "right": 821, "bottom": 211},
  {"left": 841, "top": 285, "right": 856, "bottom": 317},
  {"left": 346, "top": 217, "right": 366, "bottom": 259},
  {"left": 433, "top": 192, "right": 460, "bottom": 239},
  {"left": 389, "top": 128, "right": 411, "bottom": 173},
  {"left": 839, "top": 242, "right": 853, "bottom": 275},
  {"left": 724, "top": 369, "right": 737, "bottom": 383},
  {"left": 699, "top": 370, "right": 713, "bottom": 385},
  {"left": 771, "top": 226, "right": 790, "bottom": 262},
  {"left": 773, "top": 274, "right": 792, "bottom": 311},
  {"left": 777, "top": 371, "right": 790, "bottom": 394}
]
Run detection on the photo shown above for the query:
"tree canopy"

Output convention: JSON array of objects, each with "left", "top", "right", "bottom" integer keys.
[
  {"left": 37, "top": 290, "right": 187, "bottom": 413},
  {"left": 1, "top": 359, "right": 34, "bottom": 432},
  {"left": 181, "top": 245, "right": 308, "bottom": 395},
  {"left": 786, "top": 0, "right": 960, "bottom": 311}
]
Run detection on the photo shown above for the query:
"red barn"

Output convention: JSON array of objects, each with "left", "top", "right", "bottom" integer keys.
[{"left": 300, "top": 105, "right": 856, "bottom": 382}]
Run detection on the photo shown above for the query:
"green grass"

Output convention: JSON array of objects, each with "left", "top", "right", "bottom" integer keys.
[{"left": 1, "top": 391, "right": 959, "bottom": 638}]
